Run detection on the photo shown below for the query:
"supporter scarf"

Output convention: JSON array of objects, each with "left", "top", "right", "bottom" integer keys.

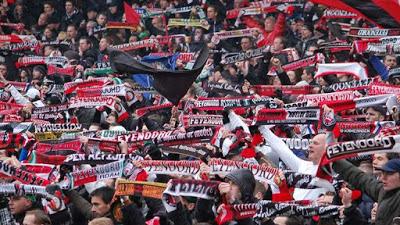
[
  {"left": 336, "top": 121, "right": 395, "bottom": 134},
  {"left": 117, "top": 129, "right": 178, "bottom": 143},
  {"left": 34, "top": 132, "right": 63, "bottom": 142},
  {"left": 60, "top": 160, "right": 125, "bottom": 189},
  {"left": 0, "top": 132, "right": 26, "bottom": 149},
  {"left": 0, "top": 81, "right": 28, "bottom": 92},
  {"left": 0, "top": 22, "right": 24, "bottom": 31},
  {"left": 130, "top": 86, "right": 156, "bottom": 93},
  {"left": 140, "top": 6, "right": 203, "bottom": 18},
  {"left": 155, "top": 127, "right": 215, "bottom": 146},
  {"left": 284, "top": 171, "right": 318, "bottom": 189},
  {"left": 64, "top": 153, "right": 142, "bottom": 165},
  {"left": 253, "top": 85, "right": 312, "bottom": 96},
  {"left": 141, "top": 160, "right": 201, "bottom": 176},
  {"left": 76, "top": 84, "right": 127, "bottom": 97},
  {"left": 281, "top": 53, "right": 324, "bottom": 71},
  {"left": 322, "top": 8, "right": 358, "bottom": 19},
  {"left": 106, "top": 22, "right": 138, "bottom": 30},
  {"left": 35, "top": 139, "right": 82, "bottom": 156},
  {"left": 0, "top": 34, "right": 36, "bottom": 43},
  {"left": 84, "top": 67, "right": 114, "bottom": 76},
  {"left": 0, "top": 41, "right": 38, "bottom": 51},
  {"left": 320, "top": 94, "right": 392, "bottom": 112},
  {"left": 114, "top": 179, "right": 167, "bottom": 199},
  {"left": 96, "top": 130, "right": 128, "bottom": 140},
  {"left": 22, "top": 163, "right": 57, "bottom": 181},
  {"left": 353, "top": 36, "right": 400, "bottom": 55},
  {"left": 31, "top": 113, "right": 61, "bottom": 120},
  {"left": 161, "top": 144, "right": 211, "bottom": 159},
  {"left": 298, "top": 91, "right": 361, "bottom": 103},
  {"left": 34, "top": 123, "right": 82, "bottom": 133},
  {"left": 255, "top": 200, "right": 340, "bottom": 219},
  {"left": 110, "top": 39, "right": 159, "bottom": 52},
  {"left": 68, "top": 96, "right": 115, "bottom": 108},
  {"left": 221, "top": 46, "right": 266, "bottom": 64},
  {"left": 163, "top": 179, "right": 220, "bottom": 199},
  {"left": 154, "top": 34, "right": 187, "bottom": 45},
  {"left": 149, "top": 52, "right": 195, "bottom": 63},
  {"left": 181, "top": 115, "right": 223, "bottom": 127},
  {"left": 206, "top": 82, "right": 242, "bottom": 95},
  {"left": 0, "top": 102, "right": 24, "bottom": 111},
  {"left": 188, "top": 96, "right": 275, "bottom": 111},
  {"left": 319, "top": 41, "right": 352, "bottom": 53},
  {"left": 135, "top": 103, "right": 174, "bottom": 117},
  {"left": 167, "top": 19, "right": 210, "bottom": 30},
  {"left": 348, "top": 28, "right": 400, "bottom": 38},
  {"left": 226, "top": 5, "right": 279, "bottom": 19},
  {"left": 40, "top": 40, "right": 72, "bottom": 49},
  {"left": 369, "top": 83, "right": 400, "bottom": 95},
  {"left": 47, "top": 65, "right": 75, "bottom": 77},
  {"left": 64, "top": 78, "right": 109, "bottom": 94},
  {"left": 323, "top": 78, "right": 375, "bottom": 92},
  {"left": 15, "top": 56, "right": 68, "bottom": 68},
  {"left": 208, "top": 158, "right": 279, "bottom": 185},
  {"left": 0, "top": 160, "right": 50, "bottom": 186},
  {"left": 211, "top": 28, "right": 257, "bottom": 44},
  {"left": 29, "top": 151, "right": 67, "bottom": 165},
  {"left": 281, "top": 138, "right": 310, "bottom": 152},
  {"left": 252, "top": 107, "right": 320, "bottom": 125},
  {"left": 0, "top": 184, "right": 59, "bottom": 204},
  {"left": 32, "top": 103, "right": 68, "bottom": 115},
  {"left": 87, "top": 138, "right": 121, "bottom": 153},
  {"left": 0, "top": 122, "right": 32, "bottom": 133},
  {"left": 315, "top": 63, "right": 368, "bottom": 80},
  {"left": 322, "top": 135, "right": 400, "bottom": 165}
]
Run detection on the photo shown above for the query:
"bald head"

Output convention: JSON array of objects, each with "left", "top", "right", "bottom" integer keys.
[{"left": 308, "top": 134, "right": 326, "bottom": 164}]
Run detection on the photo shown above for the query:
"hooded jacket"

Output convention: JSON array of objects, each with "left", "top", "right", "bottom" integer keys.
[{"left": 225, "top": 169, "right": 256, "bottom": 203}]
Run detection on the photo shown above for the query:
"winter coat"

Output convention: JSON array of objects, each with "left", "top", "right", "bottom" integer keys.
[{"left": 333, "top": 159, "right": 400, "bottom": 225}]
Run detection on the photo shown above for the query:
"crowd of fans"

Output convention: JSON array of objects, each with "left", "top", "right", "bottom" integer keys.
[{"left": 0, "top": 0, "right": 399, "bottom": 225}]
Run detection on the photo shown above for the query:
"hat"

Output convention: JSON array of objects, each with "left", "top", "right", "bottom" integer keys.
[
  {"left": 225, "top": 169, "right": 256, "bottom": 202},
  {"left": 381, "top": 159, "right": 400, "bottom": 173},
  {"left": 25, "top": 88, "right": 40, "bottom": 100}
]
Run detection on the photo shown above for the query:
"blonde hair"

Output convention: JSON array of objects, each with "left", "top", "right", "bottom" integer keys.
[{"left": 88, "top": 217, "right": 114, "bottom": 225}]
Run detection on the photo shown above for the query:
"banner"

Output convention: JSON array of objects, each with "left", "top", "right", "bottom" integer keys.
[
  {"left": 154, "top": 128, "right": 214, "bottom": 146},
  {"left": 163, "top": 179, "right": 220, "bottom": 200},
  {"left": 34, "top": 123, "right": 82, "bottom": 133},
  {"left": 161, "top": 144, "right": 211, "bottom": 159},
  {"left": 348, "top": 28, "right": 400, "bottom": 38},
  {"left": 64, "top": 153, "right": 143, "bottom": 165},
  {"left": 76, "top": 85, "right": 127, "bottom": 97}
]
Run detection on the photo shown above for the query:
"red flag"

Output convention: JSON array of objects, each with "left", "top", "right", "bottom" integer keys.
[{"left": 124, "top": 2, "right": 140, "bottom": 26}]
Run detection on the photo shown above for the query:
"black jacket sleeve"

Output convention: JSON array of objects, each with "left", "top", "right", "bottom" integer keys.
[{"left": 121, "top": 203, "right": 146, "bottom": 225}]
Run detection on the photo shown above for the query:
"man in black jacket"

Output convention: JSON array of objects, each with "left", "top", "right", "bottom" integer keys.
[{"left": 66, "top": 186, "right": 145, "bottom": 225}]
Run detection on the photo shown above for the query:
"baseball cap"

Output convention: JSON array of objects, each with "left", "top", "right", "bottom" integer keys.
[{"left": 381, "top": 159, "right": 400, "bottom": 173}]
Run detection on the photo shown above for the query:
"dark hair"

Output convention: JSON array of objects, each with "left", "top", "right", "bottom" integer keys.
[
  {"left": 90, "top": 186, "right": 115, "bottom": 204},
  {"left": 286, "top": 216, "right": 303, "bottom": 225},
  {"left": 304, "top": 66, "right": 316, "bottom": 76},
  {"left": 387, "top": 153, "right": 400, "bottom": 160},
  {"left": 43, "top": 1, "right": 55, "bottom": 9}
]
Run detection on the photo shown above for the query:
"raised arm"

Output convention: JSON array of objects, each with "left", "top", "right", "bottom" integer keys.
[{"left": 259, "top": 125, "right": 307, "bottom": 172}]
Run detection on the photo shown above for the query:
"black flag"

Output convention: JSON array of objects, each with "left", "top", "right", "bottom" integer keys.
[{"left": 109, "top": 46, "right": 209, "bottom": 105}]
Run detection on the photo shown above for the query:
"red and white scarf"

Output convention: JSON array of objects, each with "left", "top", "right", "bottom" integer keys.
[{"left": 315, "top": 63, "right": 368, "bottom": 80}]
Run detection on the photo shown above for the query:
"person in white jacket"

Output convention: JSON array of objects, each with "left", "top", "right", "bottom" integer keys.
[{"left": 259, "top": 125, "right": 334, "bottom": 200}]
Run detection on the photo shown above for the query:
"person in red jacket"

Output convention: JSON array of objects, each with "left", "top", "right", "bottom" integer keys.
[{"left": 242, "top": 12, "right": 286, "bottom": 48}]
